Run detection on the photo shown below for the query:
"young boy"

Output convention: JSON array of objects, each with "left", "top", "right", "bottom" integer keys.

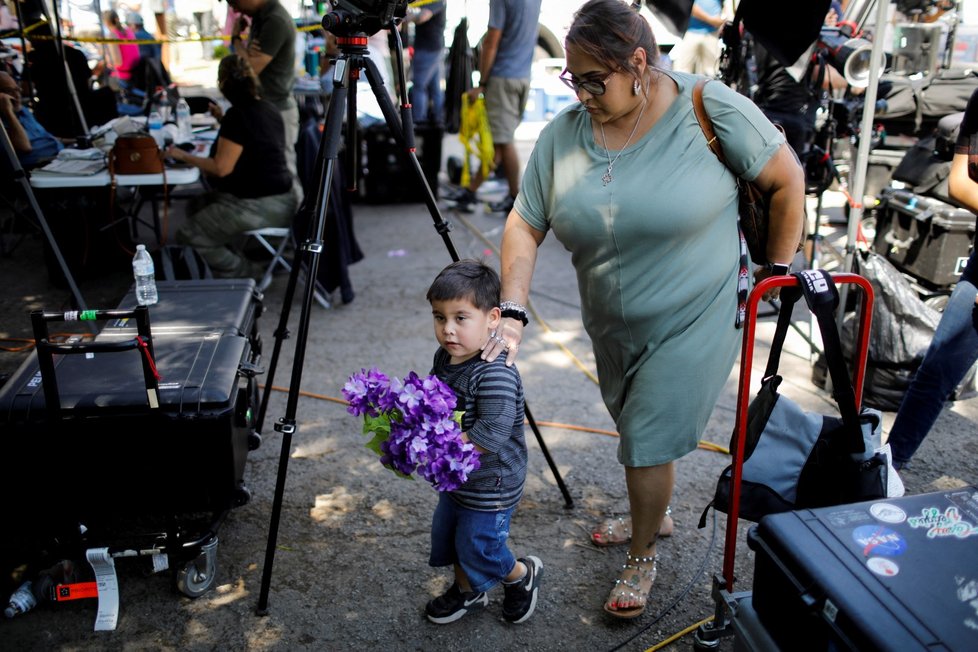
[{"left": 424, "top": 259, "right": 542, "bottom": 624}]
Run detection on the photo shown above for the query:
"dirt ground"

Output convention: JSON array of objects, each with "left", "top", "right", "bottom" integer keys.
[{"left": 1, "top": 159, "right": 977, "bottom": 651}]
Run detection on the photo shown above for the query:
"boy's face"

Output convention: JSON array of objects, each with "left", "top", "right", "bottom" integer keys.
[{"left": 431, "top": 297, "right": 501, "bottom": 365}]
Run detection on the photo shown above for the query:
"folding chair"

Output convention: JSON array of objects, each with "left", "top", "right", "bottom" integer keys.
[{"left": 241, "top": 227, "right": 331, "bottom": 309}]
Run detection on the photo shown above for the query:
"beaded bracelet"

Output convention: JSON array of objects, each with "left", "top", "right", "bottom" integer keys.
[{"left": 500, "top": 301, "right": 528, "bottom": 326}]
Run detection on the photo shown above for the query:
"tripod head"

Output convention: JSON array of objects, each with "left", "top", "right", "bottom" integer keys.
[{"left": 320, "top": 0, "right": 407, "bottom": 37}]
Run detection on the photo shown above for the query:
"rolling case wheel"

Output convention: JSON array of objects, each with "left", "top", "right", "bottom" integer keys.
[
  {"left": 248, "top": 431, "right": 262, "bottom": 451},
  {"left": 176, "top": 536, "right": 218, "bottom": 598},
  {"left": 233, "top": 485, "right": 252, "bottom": 507}
]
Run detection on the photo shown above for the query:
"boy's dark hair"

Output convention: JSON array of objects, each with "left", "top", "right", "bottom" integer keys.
[{"left": 426, "top": 260, "right": 500, "bottom": 312}]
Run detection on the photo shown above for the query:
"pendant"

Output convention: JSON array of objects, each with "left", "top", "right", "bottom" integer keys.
[{"left": 602, "top": 168, "right": 613, "bottom": 186}]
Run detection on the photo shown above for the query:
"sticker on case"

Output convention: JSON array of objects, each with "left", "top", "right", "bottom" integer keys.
[
  {"left": 870, "top": 503, "right": 907, "bottom": 524},
  {"left": 867, "top": 557, "right": 899, "bottom": 577},
  {"left": 853, "top": 525, "right": 907, "bottom": 557},
  {"left": 908, "top": 506, "right": 978, "bottom": 539}
]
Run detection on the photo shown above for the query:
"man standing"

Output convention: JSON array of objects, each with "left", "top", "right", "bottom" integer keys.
[
  {"left": 670, "top": 0, "right": 726, "bottom": 77},
  {"left": 454, "top": 0, "right": 542, "bottom": 214},
  {"left": 407, "top": 0, "right": 446, "bottom": 125},
  {"left": 228, "top": 0, "right": 302, "bottom": 203}
]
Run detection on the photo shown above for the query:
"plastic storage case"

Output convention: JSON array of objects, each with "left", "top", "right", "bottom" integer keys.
[
  {"left": 873, "top": 187, "right": 975, "bottom": 288},
  {"left": 748, "top": 486, "right": 978, "bottom": 651},
  {"left": 0, "top": 279, "right": 263, "bottom": 598}
]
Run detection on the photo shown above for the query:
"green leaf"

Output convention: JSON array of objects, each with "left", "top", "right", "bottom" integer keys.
[{"left": 364, "top": 429, "right": 388, "bottom": 456}]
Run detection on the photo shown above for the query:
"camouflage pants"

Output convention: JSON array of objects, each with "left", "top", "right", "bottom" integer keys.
[{"left": 176, "top": 189, "right": 297, "bottom": 278}]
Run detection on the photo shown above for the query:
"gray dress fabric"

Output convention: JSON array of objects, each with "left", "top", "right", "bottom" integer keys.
[{"left": 514, "top": 70, "right": 784, "bottom": 466}]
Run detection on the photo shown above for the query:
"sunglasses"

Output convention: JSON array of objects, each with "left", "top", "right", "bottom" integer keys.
[{"left": 559, "top": 69, "right": 617, "bottom": 96}]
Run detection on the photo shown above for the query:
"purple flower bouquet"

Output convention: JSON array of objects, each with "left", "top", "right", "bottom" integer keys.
[{"left": 342, "top": 367, "right": 481, "bottom": 492}]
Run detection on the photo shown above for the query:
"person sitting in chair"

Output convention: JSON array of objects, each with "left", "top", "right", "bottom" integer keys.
[
  {"left": 165, "top": 54, "right": 297, "bottom": 279},
  {"left": 0, "top": 71, "right": 63, "bottom": 168}
]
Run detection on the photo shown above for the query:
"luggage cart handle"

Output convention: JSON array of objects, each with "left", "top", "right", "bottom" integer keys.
[
  {"left": 30, "top": 306, "right": 161, "bottom": 415},
  {"left": 722, "top": 272, "right": 874, "bottom": 591}
]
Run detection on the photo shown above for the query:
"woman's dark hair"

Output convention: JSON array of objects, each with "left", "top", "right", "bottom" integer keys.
[
  {"left": 218, "top": 54, "right": 262, "bottom": 105},
  {"left": 427, "top": 260, "right": 500, "bottom": 313},
  {"left": 566, "top": 0, "right": 659, "bottom": 79}
]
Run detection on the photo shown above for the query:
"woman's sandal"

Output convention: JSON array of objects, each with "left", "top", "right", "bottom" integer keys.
[
  {"left": 590, "top": 507, "right": 673, "bottom": 547},
  {"left": 603, "top": 551, "right": 658, "bottom": 619}
]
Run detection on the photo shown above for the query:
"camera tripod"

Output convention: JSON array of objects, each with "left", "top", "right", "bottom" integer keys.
[{"left": 254, "top": 21, "right": 572, "bottom": 615}]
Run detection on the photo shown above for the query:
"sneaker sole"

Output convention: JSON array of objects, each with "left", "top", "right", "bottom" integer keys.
[
  {"left": 505, "top": 555, "right": 543, "bottom": 624},
  {"left": 426, "top": 593, "right": 488, "bottom": 624}
]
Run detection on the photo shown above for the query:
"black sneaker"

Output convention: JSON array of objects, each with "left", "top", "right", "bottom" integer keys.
[
  {"left": 502, "top": 556, "right": 542, "bottom": 623},
  {"left": 444, "top": 187, "right": 477, "bottom": 213},
  {"left": 487, "top": 194, "right": 516, "bottom": 214},
  {"left": 425, "top": 583, "right": 488, "bottom": 624}
]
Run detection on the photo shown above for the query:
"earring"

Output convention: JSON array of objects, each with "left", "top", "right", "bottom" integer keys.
[{"left": 633, "top": 79, "right": 640, "bottom": 95}]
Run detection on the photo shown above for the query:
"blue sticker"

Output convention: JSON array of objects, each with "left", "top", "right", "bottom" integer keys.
[{"left": 852, "top": 525, "right": 907, "bottom": 557}]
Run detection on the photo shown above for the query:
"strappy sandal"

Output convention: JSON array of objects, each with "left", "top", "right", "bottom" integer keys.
[
  {"left": 603, "top": 551, "right": 658, "bottom": 619},
  {"left": 590, "top": 507, "right": 673, "bottom": 547}
]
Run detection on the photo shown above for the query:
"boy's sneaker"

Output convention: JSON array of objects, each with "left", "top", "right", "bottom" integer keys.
[
  {"left": 487, "top": 194, "right": 516, "bottom": 214},
  {"left": 502, "top": 555, "right": 542, "bottom": 623},
  {"left": 425, "top": 583, "right": 488, "bottom": 624}
]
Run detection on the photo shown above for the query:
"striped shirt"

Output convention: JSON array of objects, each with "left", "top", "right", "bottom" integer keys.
[{"left": 432, "top": 348, "right": 527, "bottom": 511}]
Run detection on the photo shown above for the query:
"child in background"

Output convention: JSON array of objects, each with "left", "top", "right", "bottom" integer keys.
[{"left": 424, "top": 259, "right": 542, "bottom": 624}]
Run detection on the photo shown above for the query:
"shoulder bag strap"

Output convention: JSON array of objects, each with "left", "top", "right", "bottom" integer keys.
[
  {"left": 794, "top": 269, "right": 866, "bottom": 452},
  {"left": 762, "top": 285, "right": 802, "bottom": 380},
  {"left": 692, "top": 78, "right": 728, "bottom": 165}
]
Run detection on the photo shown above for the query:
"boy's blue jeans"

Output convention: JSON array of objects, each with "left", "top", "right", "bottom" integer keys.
[
  {"left": 888, "top": 272, "right": 978, "bottom": 467},
  {"left": 429, "top": 493, "right": 517, "bottom": 594}
]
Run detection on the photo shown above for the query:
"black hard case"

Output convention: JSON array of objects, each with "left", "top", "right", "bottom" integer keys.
[
  {"left": 747, "top": 487, "right": 978, "bottom": 651},
  {"left": 359, "top": 119, "right": 443, "bottom": 203},
  {"left": 0, "top": 279, "right": 262, "bottom": 543},
  {"left": 873, "top": 187, "right": 976, "bottom": 288}
]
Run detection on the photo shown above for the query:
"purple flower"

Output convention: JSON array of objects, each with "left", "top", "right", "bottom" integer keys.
[
  {"left": 345, "top": 368, "right": 480, "bottom": 492},
  {"left": 343, "top": 367, "right": 391, "bottom": 417}
]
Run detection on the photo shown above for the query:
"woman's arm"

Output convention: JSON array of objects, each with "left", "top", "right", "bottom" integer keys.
[
  {"left": 166, "top": 137, "right": 243, "bottom": 178},
  {"left": 483, "top": 209, "right": 546, "bottom": 365},
  {"left": 751, "top": 142, "right": 806, "bottom": 268}
]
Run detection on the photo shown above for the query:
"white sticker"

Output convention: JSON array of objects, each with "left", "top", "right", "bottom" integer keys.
[
  {"left": 870, "top": 502, "right": 907, "bottom": 524},
  {"left": 85, "top": 547, "right": 120, "bottom": 631},
  {"left": 867, "top": 556, "right": 900, "bottom": 578}
]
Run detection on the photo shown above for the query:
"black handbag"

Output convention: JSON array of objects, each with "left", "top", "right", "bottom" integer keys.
[{"left": 701, "top": 270, "right": 890, "bottom": 525}]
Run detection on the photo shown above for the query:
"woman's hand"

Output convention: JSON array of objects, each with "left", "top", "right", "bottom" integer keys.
[
  {"left": 165, "top": 144, "right": 186, "bottom": 162},
  {"left": 752, "top": 266, "right": 784, "bottom": 301},
  {"left": 207, "top": 101, "right": 224, "bottom": 122},
  {"left": 481, "top": 319, "right": 523, "bottom": 366}
]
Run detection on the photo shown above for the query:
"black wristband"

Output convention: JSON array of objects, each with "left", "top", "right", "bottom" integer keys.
[{"left": 501, "top": 308, "right": 528, "bottom": 326}]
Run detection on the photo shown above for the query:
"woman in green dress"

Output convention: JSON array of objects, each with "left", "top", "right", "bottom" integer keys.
[{"left": 482, "top": 0, "right": 805, "bottom": 619}]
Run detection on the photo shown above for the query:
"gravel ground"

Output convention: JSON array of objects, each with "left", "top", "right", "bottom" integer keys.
[{"left": 1, "top": 153, "right": 976, "bottom": 651}]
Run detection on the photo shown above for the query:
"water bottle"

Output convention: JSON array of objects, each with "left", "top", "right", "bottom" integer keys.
[
  {"left": 4, "top": 581, "right": 36, "bottom": 618},
  {"left": 175, "top": 97, "right": 192, "bottom": 143},
  {"left": 148, "top": 110, "right": 164, "bottom": 148},
  {"left": 132, "top": 244, "right": 159, "bottom": 306}
]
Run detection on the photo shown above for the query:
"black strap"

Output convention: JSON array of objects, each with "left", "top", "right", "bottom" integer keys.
[{"left": 761, "top": 270, "right": 866, "bottom": 453}]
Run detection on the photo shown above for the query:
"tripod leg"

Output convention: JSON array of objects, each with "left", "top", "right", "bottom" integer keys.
[
  {"left": 256, "top": 57, "right": 351, "bottom": 617},
  {"left": 361, "top": 55, "right": 574, "bottom": 507}
]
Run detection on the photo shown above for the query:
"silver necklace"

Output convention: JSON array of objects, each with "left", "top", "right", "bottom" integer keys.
[{"left": 599, "top": 96, "right": 649, "bottom": 186}]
